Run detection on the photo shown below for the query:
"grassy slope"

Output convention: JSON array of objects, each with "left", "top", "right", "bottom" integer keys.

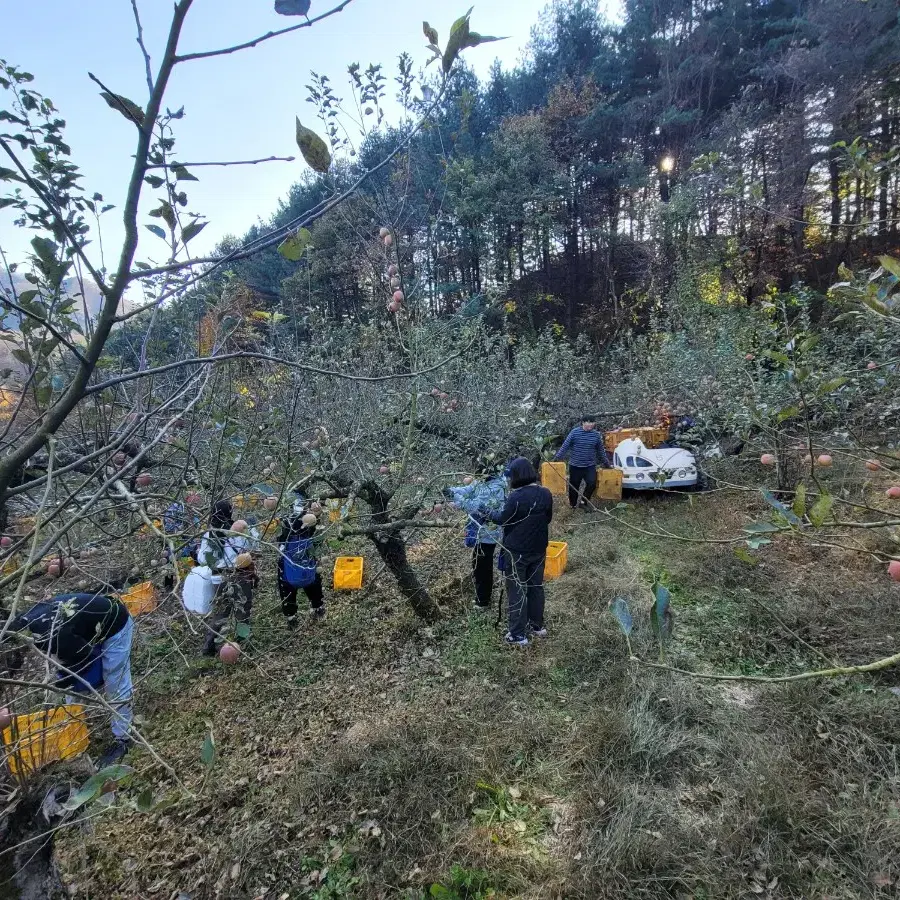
[{"left": 54, "top": 481, "right": 900, "bottom": 899}]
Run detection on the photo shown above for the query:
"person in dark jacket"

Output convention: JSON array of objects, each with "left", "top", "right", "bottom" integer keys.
[
  {"left": 7, "top": 592, "right": 134, "bottom": 764},
  {"left": 490, "top": 457, "right": 553, "bottom": 646},
  {"left": 276, "top": 494, "right": 325, "bottom": 627},
  {"left": 555, "top": 415, "right": 610, "bottom": 509}
]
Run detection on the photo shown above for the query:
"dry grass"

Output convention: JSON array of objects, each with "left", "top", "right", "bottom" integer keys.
[{"left": 48, "top": 485, "right": 900, "bottom": 899}]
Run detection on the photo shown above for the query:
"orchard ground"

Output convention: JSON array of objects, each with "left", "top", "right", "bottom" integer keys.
[{"left": 52, "top": 461, "right": 900, "bottom": 899}]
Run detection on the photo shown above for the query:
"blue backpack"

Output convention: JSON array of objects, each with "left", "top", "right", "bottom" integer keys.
[{"left": 283, "top": 536, "right": 317, "bottom": 588}]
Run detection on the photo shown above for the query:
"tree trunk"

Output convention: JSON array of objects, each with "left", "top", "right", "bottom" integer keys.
[
  {"left": 367, "top": 533, "right": 440, "bottom": 621},
  {"left": 355, "top": 480, "right": 440, "bottom": 621},
  {"left": 829, "top": 146, "right": 841, "bottom": 240}
]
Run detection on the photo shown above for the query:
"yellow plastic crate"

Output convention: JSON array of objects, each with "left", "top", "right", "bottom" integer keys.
[
  {"left": 120, "top": 581, "right": 157, "bottom": 616},
  {"left": 540, "top": 461, "right": 568, "bottom": 496},
  {"left": 596, "top": 468, "right": 623, "bottom": 501},
  {"left": 544, "top": 541, "right": 568, "bottom": 581},
  {"left": 333, "top": 556, "right": 363, "bottom": 590},
  {"left": 259, "top": 517, "right": 280, "bottom": 539},
  {"left": 605, "top": 427, "right": 668, "bottom": 452},
  {"left": 3, "top": 705, "right": 90, "bottom": 777}
]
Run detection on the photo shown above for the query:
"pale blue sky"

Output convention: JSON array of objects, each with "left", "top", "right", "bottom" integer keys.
[{"left": 0, "top": 1, "right": 615, "bottom": 269}]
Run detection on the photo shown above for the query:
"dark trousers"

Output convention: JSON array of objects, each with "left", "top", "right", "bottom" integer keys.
[
  {"left": 504, "top": 551, "right": 546, "bottom": 640},
  {"left": 472, "top": 542, "right": 496, "bottom": 607},
  {"left": 278, "top": 567, "right": 324, "bottom": 617},
  {"left": 204, "top": 571, "right": 254, "bottom": 651},
  {"left": 567, "top": 465, "right": 597, "bottom": 508}
]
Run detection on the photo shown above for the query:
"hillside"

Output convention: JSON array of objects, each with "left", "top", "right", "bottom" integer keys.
[{"left": 50, "top": 472, "right": 900, "bottom": 899}]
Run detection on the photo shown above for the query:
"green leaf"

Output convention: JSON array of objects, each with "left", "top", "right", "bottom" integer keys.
[
  {"left": 63, "top": 765, "right": 134, "bottom": 811},
  {"left": 733, "top": 547, "right": 758, "bottom": 566},
  {"left": 761, "top": 489, "right": 801, "bottom": 526},
  {"left": 149, "top": 201, "right": 176, "bottom": 230},
  {"left": 464, "top": 31, "right": 507, "bottom": 49},
  {"left": 763, "top": 349, "right": 790, "bottom": 366},
  {"left": 776, "top": 404, "right": 799, "bottom": 423},
  {"left": 295, "top": 118, "right": 331, "bottom": 173},
  {"left": 878, "top": 255, "right": 900, "bottom": 279},
  {"left": 808, "top": 493, "right": 833, "bottom": 528},
  {"left": 201, "top": 730, "right": 216, "bottom": 769},
  {"left": 609, "top": 596, "right": 632, "bottom": 636},
  {"left": 0, "top": 167, "right": 23, "bottom": 183},
  {"left": 181, "top": 221, "right": 207, "bottom": 244},
  {"left": 745, "top": 536, "right": 772, "bottom": 550},
  {"left": 235, "top": 622, "right": 251, "bottom": 640},
  {"left": 145, "top": 224, "right": 166, "bottom": 239},
  {"left": 30, "top": 236, "right": 58, "bottom": 268},
  {"left": 99, "top": 91, "right": 145, "bottom": 126},
  {"left": 17, "top": 289, "right": 39, "bottom": 304},
  {"left": 11, "top": 348, "right": 32, "bottom": 367},
  {"left": 442, "top": 7, "right": 474, "bottom": 72},
  {"left": 135, "top": 787, "right": 155, "bottom": 813},
  {"left": 277, "top": 227, "right": 312, "bottom": 261},
  {"left": 792, "top": 483, "right": 807, "bottom": 519},
  {"left": 172, "top": 164, "right": 198, "bottom": 182},
  {"left": 144, "top": 174, "right": 165, "bottom": 189},
  {"left": 423, "top": 21, "right": 438, "bottom": 44},
  {"left": 817, "top": 376, "right": 848, "bottom": 395}
]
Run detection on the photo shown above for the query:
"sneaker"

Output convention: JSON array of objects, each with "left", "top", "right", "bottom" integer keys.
[
  {"left": 529, "top": 625, "right": 549, "bottom": 638},
  {"left": 201, "top": 642, "right": 217, "bottom": 658},
  {"left": 310, "top": 605, "right": 326, "bottom": 620},
  {"left": 98, "top": 739, "right": 132, "bottom": 768},
  {"left": 504, "top": 632, "right": 529, "bottom": 647},
  {"left": 285, "top": 616, "right": 298, "bottom": 631},
  {"left": 473, "top": 601, "right": 491, "bottom": 611}
]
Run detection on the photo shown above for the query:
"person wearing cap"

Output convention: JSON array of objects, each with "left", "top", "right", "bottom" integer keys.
[
  {"left": 276, "top": 495, "right": 325, "bottom": 627},
  {"left": 489, "top": 457, "right": 553, "bottom": 646},
  {"left": 554, "top": 415, "right": 610, "bottom": 509},
  {"left": 443, "top": 466, "right": 509, "bottom": 610},
  {"left": 197, "top": 499, "right": 257, "bottom": 655},
  {"left": 5, "top": 592, "right": 134, "bottom": 765}
]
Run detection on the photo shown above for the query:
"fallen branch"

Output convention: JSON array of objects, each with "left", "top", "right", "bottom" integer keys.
[{"left": 641, "top": 650, "right": 900, "bottom": 684}]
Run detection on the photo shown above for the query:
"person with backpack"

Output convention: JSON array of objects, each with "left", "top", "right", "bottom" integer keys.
[
  {"left": 489, "top": 457, "right": 554, "bottom": 646},
  {"left": 197, "top": 500, "right": 257, "bottom": 656},
  {"left": 443, "top": 467, "right": 509, "bottom": 609},
  {"left": 554, "top": 415, "right": 611, "bottom": 509},
  {"left": 277, "top": 495, "right": 324, "bottom": 628},
  {"left": 5, "top": 592, "right": 134, "bottom": 765}
]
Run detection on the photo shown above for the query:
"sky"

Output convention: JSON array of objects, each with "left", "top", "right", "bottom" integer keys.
[{"left": 0, "top": 0, "right": 569, "bottom": 269}]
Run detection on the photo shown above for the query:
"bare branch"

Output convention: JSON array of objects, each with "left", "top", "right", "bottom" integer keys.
[
  {"left": 130, "top": 0, "right": 154, "bottom": 95},
  {"left": 146, "top": 156, "right": 295, "bottom": 169},
  {"left": 83, "top": 335, "right": 479, "bottom": 395},
  {"left": 175, "top": 0, "right": 355, "bottom": 63},
  {"left": 0, "top": 296, "right": 87, "bottom": 364},
  {"left": 122, "top": 85, "right": 448, "bottom": 291}
]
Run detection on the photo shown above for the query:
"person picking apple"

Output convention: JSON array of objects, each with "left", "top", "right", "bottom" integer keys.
[
  {"left": 276, "top": 493, "right": 326, "bottom": 627},
  {"left": 2, "top": 590, "right": 135, "bottom": 766},
  {"left": 197, "top": 500, "right": 258, "bottom": 656}
]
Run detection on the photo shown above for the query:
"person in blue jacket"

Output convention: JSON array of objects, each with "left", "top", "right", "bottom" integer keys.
[
  {"left": 489, "top": 457, "right": 554, "bottom": 646},
  {"left": 444, "top": 468, "right": 509, "bottom": 609},
  {"left": 554, "top": 415, "right": 610, "bottom": 509}
]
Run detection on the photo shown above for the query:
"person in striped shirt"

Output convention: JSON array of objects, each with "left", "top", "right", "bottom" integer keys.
[{"left": 554, "top": 415, "right": 610, "bottom": 508}]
